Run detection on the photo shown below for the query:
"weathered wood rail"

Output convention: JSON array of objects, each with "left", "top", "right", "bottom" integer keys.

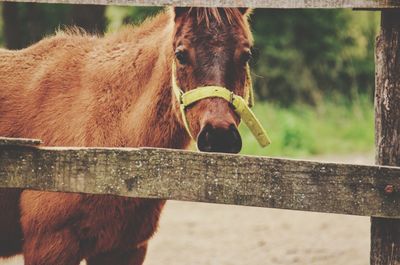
[
  {"left": 371, "top": 9, "right": 400, "bottom": 264},
  {"left": 1, "top": 137, "right": 400, "bottom": 218},
  {"left": 1, "top": 0, "right": 400, "bottom": 8}
]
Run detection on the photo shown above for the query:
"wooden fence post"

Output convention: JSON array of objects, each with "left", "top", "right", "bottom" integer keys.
[{"left": 371, "top": 9, "right": 400, "bottom": 265}]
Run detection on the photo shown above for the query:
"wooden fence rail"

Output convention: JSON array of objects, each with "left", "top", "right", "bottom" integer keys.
[
  {"left": 1, "top": 137, "right": 400, "bottom": 218},
  {"left": 2, "top": 0, "right": 400, "bottom": 8}
]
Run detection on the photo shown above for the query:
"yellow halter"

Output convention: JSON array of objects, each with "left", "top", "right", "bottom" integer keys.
[{"left": 172, "top": 62, "right": 271, "bottom": 147}]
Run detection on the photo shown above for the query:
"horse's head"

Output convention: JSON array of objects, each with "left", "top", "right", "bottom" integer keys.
[{"left": 172, "top": 7, "right": 253, "bottom": 154}]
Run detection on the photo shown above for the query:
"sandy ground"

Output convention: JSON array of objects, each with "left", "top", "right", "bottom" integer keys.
[{"left": 1, "top": 153, "right": 373, "bottom": 265}]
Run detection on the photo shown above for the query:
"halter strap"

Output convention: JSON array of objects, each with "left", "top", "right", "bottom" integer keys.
[{"left": 172, "top": 61, "right": 270, "bottom": 147}]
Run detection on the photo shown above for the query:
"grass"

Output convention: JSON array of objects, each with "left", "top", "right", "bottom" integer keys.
[{"left": 239, "top": 96, "right": 374, "bottom": 158}]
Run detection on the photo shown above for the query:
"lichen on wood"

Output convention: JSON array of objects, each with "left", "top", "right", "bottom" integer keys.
[
  {"left": 1, "top": 139, "right": 400, "bottom": 218},
  {"left": 371, "top": 9, "right": 400, "bottom": 265}
]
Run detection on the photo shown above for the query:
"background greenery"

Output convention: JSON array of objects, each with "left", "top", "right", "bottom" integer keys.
[
  {"left": 0, "top": 4, "right": 377, "bottom": 157},
  {"left": 240, "top": 96, "right": 373, "bottom": 157}
]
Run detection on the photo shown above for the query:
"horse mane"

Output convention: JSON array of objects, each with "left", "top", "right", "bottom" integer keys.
[
  {"left": 55, "top": 26, "right": 94, "bottom": 37},
  {"left": 187, "top": 8, "right": 249, "bottom": 28},
  {"left": 53, "top": 8, "right": 248, "bottom": 41},
  {"left": 54, "top": 9, "right": 168, "bottom": 42}
]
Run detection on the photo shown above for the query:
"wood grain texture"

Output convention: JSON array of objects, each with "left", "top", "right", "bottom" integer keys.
[
  {"left": 1, "top": 0, "right": 400, "bottom": 8},
  {"left": 1, "top": 139, "right": 400, "bottom": 218},
  {"left": 371, "top": 9, "right": 400, "bottom": 265},
  {"left": 0, "top": 137, "right": 41, "bottom": 147}
]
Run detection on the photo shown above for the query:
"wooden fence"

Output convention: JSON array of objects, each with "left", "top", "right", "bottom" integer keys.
[
  {"left": 3, "top": 0, "right": 400, "bottom": 8},
  {"left": 1, "top": 137, "right": 400, "bottom": 218},
  {"left": 0, "top": 1, "right": 399, "bottom": 264}
]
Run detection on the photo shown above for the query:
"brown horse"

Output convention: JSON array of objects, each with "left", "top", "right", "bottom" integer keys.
[{"left": 0, "top": 7, "right": 253, "bottom": 265}]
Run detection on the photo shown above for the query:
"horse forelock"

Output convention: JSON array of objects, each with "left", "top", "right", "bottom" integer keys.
[{"left": 186, "top": 8, "right": 249, "bottom": 29}]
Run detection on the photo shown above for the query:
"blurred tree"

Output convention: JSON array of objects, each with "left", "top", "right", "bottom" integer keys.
[
  {"left": 70, "top": 5, "right": 106, "bottom": 34},
  {"left": 2, "top": 2, "right": 22, "bottom": 49},
  {"left": 123, "top": 6, "right": 162, "bottom": 24},
  {"left": 250, "top": 9, "right": 379, "bottom": 105},
  {"left": 1, "top": 2, "right": 105, "bottom": 49},
  {"left": 106, "top": 6, "right": 161, "bottom": 32}
]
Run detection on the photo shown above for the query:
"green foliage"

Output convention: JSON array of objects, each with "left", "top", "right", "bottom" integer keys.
[
  {"left": 106, "top": 6, "right": 162, "bottom": 32},
  {"left": 1, "top": 3, "right": 105, "bottom": 49},
  {"left": 6, "top": 3, "right": 72, "bottom": 48},
  {"left": 23, "top": 4, "right": 72, "bottom": 33},
  {"left": 251, "top": 9, "right": 379, "bottom": 105},
  {"left": 125, "top": 6, "right": 162, "bottom": 24},
  {"left": 240, "top": 96, "right": 374, "bottom": 157},
  {"left": 106, "top": 6, "right": 132, "bottom": 32}
]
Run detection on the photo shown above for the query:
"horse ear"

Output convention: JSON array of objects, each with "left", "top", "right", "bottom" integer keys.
[
  {"left": 173, "top": 7, "right": 191, "bottom": 20},
  {"left": 238, "top": 8, "right": 253, "bottom": 16}
]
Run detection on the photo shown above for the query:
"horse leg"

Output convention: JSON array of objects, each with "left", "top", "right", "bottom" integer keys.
[
  {"left": 0, "top": 188, "right": 23, "bottom": 257},
  {"left": 23, "top": 229, "right": 81, "bottom": 265},
  {"left": 86, "top": 244, "right": 148, "bottom": 265}
]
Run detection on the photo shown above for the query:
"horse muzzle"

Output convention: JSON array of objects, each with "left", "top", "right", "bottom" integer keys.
[
  {"left": 197, "top": 123, "right": 242, "bottom": 154},
  {"left": 172, "top": 61, "right": 271, "bottom": 151}
]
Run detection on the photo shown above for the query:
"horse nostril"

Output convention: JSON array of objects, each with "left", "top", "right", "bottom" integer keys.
[
  {"left": 197, "top": 124, "right": 213, "bottom": 152},
  {"left": 197, "top": 124, "right": 242, "bottom": 154},
  {"left": 229, "top": 125, "right": 242, "bottom": 153}
]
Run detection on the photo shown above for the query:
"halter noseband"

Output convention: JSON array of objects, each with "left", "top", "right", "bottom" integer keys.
[{"left": 172, "top": 61, "right": 271, "bottom": 148}]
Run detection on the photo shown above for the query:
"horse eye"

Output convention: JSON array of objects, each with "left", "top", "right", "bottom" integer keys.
[
  {"left": 241, "top": 50, "right": 252, "bottom": 64},
  {"left": 175, "top": 50, "right": 188, "bottom": 65}
]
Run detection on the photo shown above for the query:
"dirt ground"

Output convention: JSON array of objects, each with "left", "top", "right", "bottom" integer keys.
[{"left": 1, "top": 153, "right": 373, "bottom": 265}]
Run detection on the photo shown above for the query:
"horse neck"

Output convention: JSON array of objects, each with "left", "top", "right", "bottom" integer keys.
[{"left": 117, "top": 15, "right": 190, "bottom": 149}]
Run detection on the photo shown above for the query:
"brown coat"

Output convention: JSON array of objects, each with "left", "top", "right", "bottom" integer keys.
[{"left": 0, "top": 7, "right": 252, "bottom": 265}]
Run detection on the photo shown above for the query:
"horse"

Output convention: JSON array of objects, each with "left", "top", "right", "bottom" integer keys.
[{"left": 0, "top": 7, "right": 253, "bottom": 265}]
